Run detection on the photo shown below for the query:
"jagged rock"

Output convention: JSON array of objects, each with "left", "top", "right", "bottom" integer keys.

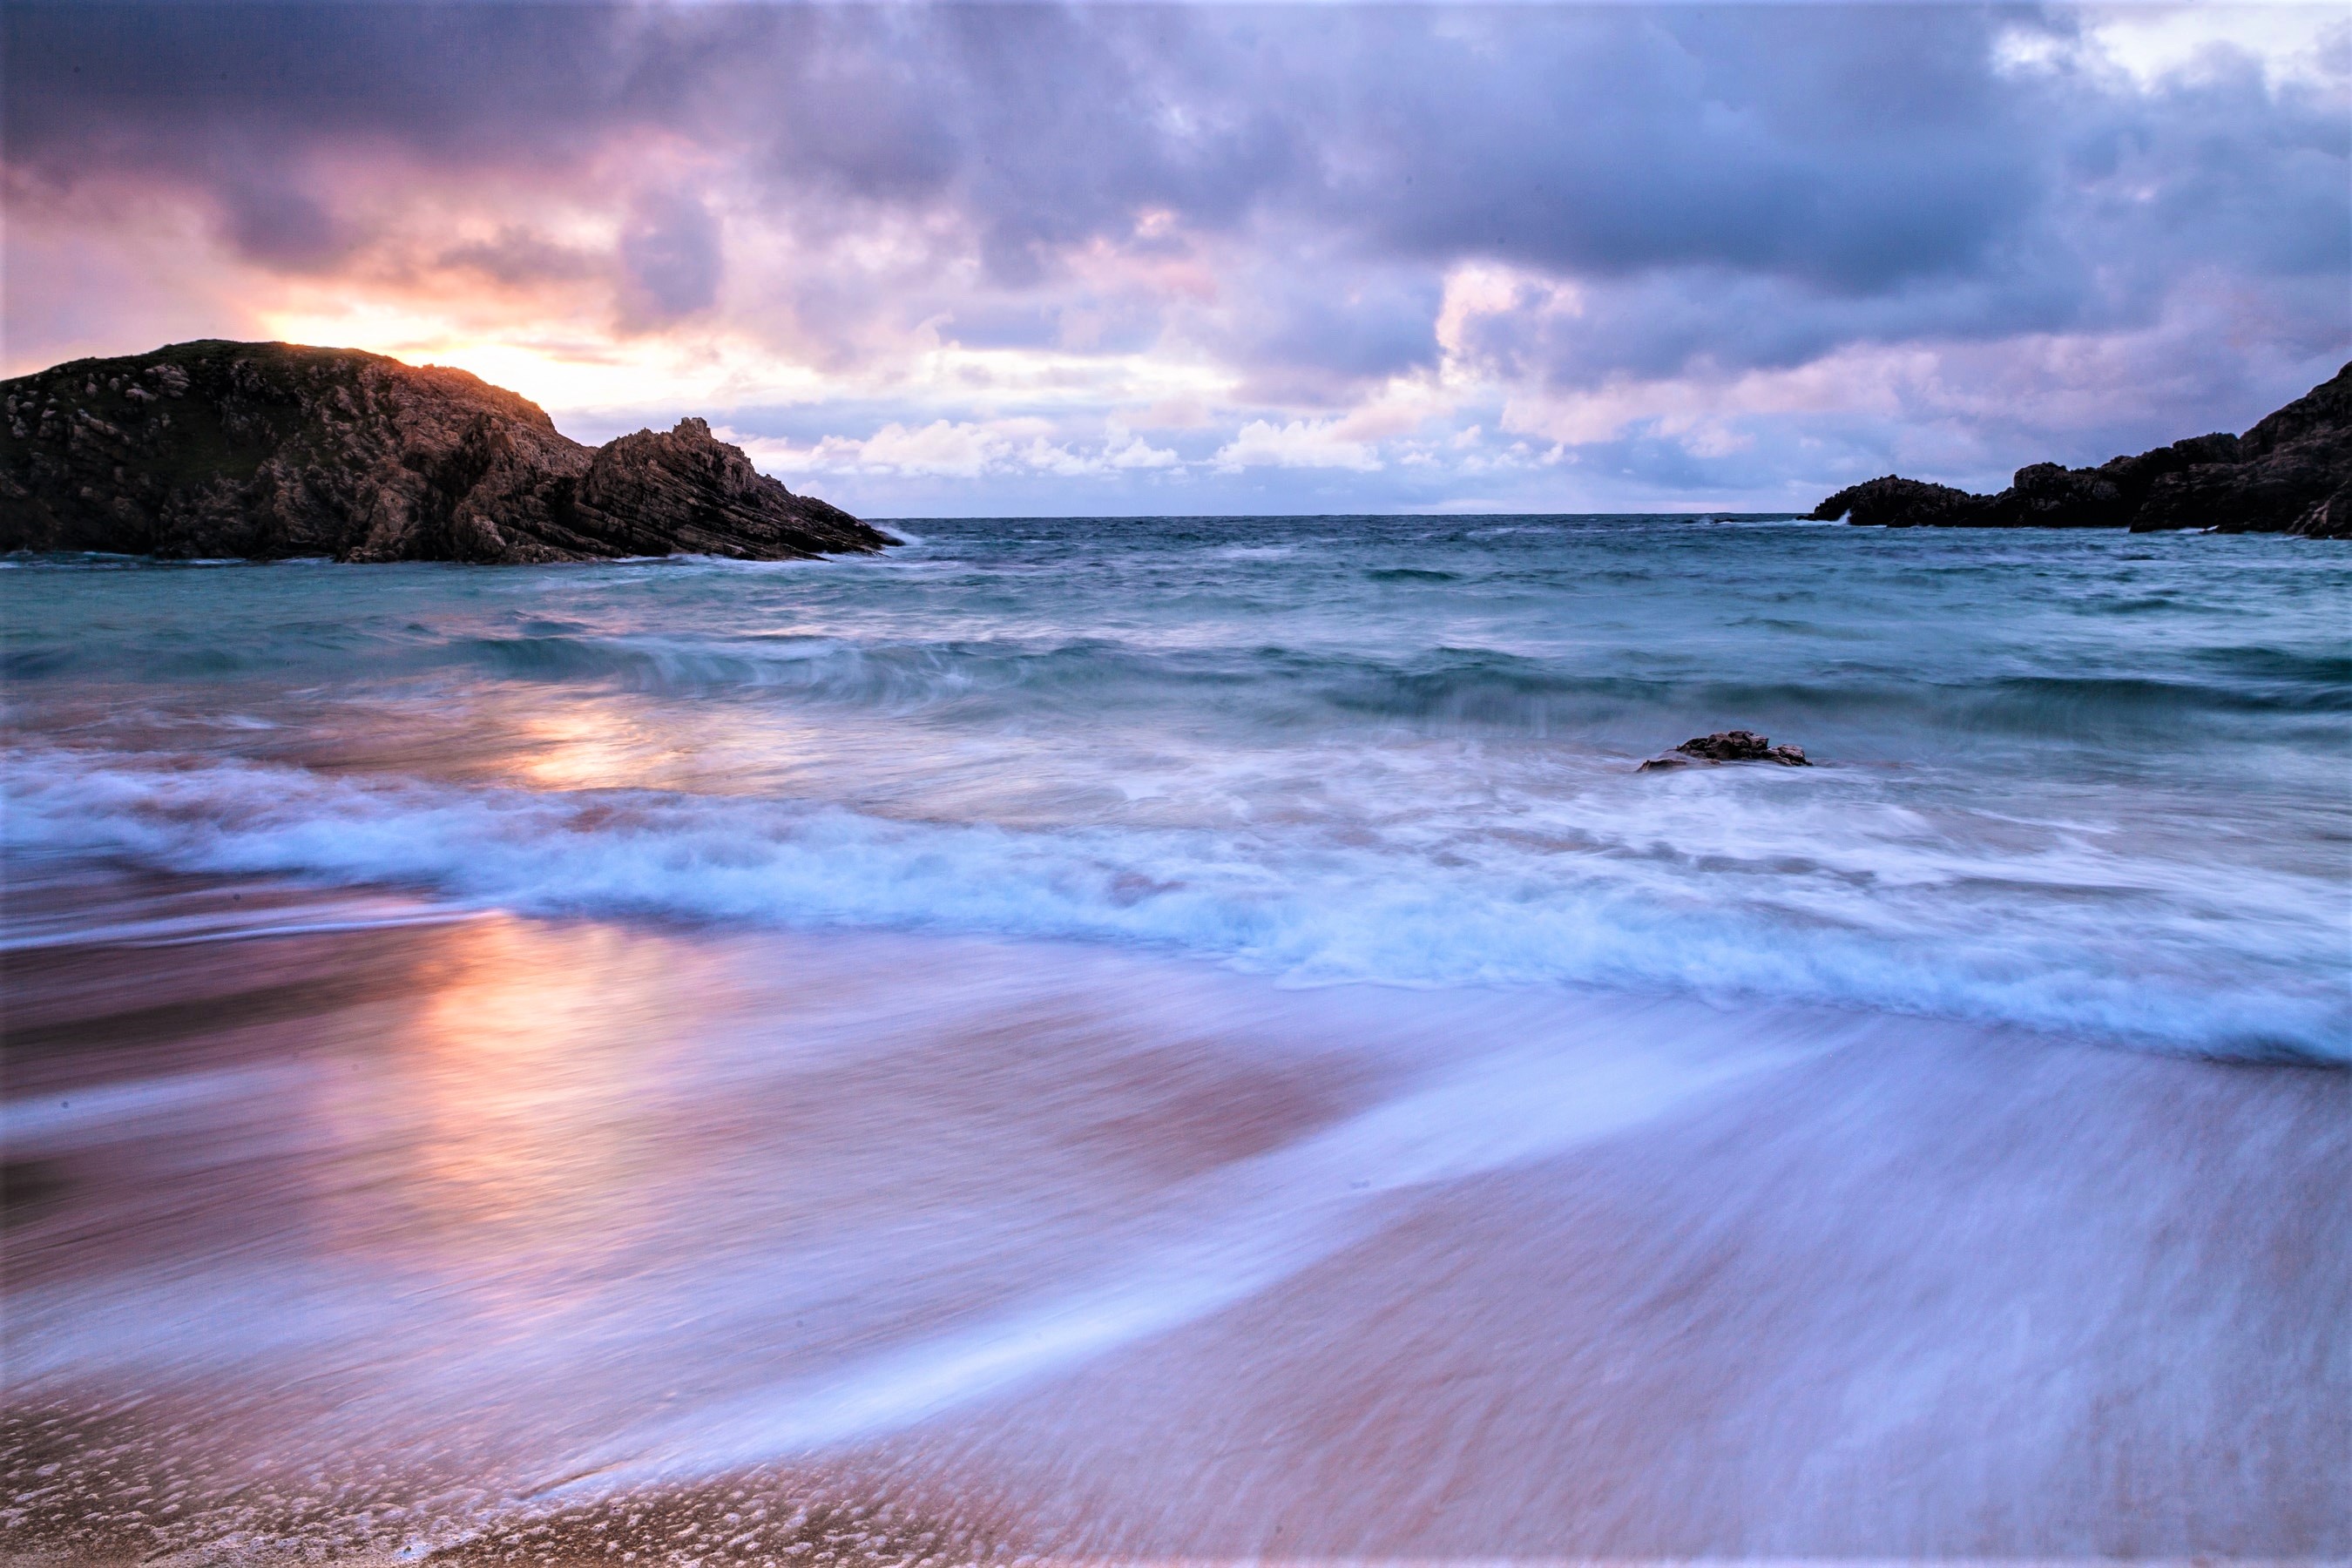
[
  {"left": 1638, "top": 731, "right": 1813, "bottom": 772},
  {"left": 0, "top": 340, "right": 895, "bottom": 563},
  {"left": 1804, "top": 476, "right": 1984, "bottom": 529},
  {"left": 1811, "top": 363, "right": 2350, "bottom": 537},
  {"left": 2287, "top": 480, "right": 2352, "bottom": 540},
  {"left": 566, "top": 418, "right": 874, "bottom": 560}
]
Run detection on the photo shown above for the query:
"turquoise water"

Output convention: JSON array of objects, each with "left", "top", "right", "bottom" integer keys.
[{"left": 6, "top": 515, "right": 2347, "bottom": 1059}]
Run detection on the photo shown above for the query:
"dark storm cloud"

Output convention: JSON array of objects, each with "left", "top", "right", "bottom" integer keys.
[
  {"left": 1269, "top": 4, "right": 2038, "bottom": 290},
  {"left": 440, "top": 229, "right": 605, "bottom": 289},
  {"left": 218, "top": 178, "right": 350, "bottom": 269},
  {"left": 4, "top": 3, "right": 2344, "bottom": 397},
  {"left": 620, "top": 191, "right": 725, "bottom": 323},
  {"left": 1, "top": 4, "right": 683, "bottom": 168},
  {"left": 1220, "top": 264, "right": 1447, "bottom": 403}
]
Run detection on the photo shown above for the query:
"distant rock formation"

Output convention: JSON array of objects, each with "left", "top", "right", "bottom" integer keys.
[
  {"left": 0, "top": 341, "right": 896, "bottom": 563},
  {"left": 1638, "top": 731, "right": 1812, "bottom": 772},
  {"left": 1812, "top": 363, "right": 2351, "bottom": 539}
]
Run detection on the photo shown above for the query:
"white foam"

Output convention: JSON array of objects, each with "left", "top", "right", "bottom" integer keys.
[{"left": 6, "top": 743, "right": 2341, "bottom": 1058}]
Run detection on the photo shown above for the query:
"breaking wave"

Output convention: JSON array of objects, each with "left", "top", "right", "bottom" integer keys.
[{"left": 7, "top": 744, "right": 2342, "bottom": 1061}]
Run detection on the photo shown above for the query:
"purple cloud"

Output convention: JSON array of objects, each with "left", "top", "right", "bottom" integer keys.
[{"left": 3, "top": 3, "right": 2343, "bottom": 515}]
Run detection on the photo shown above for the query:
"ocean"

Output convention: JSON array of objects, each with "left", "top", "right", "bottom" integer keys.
[
  {"left": 3, "top": 516, "right": 2346, "bottom": 1558},
  {"left": 7, "top": 514, "right": 2346, "bottom": 1058}
]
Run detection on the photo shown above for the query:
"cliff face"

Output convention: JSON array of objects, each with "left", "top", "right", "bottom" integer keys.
[
  {"left": 0, "top": 341, "right": 896, "bottom": 562},
  {"left": 1812, "top": 363, "right": 2351, "bottom": 539}
]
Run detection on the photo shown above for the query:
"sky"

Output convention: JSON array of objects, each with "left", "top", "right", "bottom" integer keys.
[{"left": 4, "top": 3, "right": 2346, "bottom": 517}]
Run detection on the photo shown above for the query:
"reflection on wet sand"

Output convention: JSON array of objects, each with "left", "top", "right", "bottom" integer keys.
[
  {"left": 355, "top": 922, "right": 678, "bottom": 1271},
  {"left": 3, "top": 868, "right": 2346, "bottom": 1561}
]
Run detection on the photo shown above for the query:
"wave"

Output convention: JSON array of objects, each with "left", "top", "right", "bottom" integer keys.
[
  {"left": 14, "top": 624, "right": 2343, "bottom": 749},
  {"left": 7, "top": 745, "right": 2342, "bottom": 1063}
]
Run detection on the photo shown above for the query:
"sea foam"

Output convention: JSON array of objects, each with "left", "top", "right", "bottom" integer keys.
[{"left": 8, "top": 742, "right": 2341, "bottom": 1060}]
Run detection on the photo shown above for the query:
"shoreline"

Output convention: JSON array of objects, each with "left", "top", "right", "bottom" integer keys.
[{"left": 5, "top": 866, "right": 2344, "bottom": 1560}]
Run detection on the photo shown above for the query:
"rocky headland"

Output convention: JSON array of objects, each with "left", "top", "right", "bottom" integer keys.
[
  {"left": 1812, "top": 362, "right": 2350, "bottom": 538},
  {"left": 0, "top": 341, "right": 895, "bottom": 563}
]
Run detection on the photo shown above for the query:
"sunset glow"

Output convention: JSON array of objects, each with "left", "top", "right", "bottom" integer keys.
[{"left": 7, "top": 3, "right": 2346, "bottom": 515}]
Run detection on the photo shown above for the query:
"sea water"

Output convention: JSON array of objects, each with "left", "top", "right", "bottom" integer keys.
[
  {"left": 5, "top": 515, "right": 2345, "bottom": 1061},
  {"left": 3, "top": 515, "right": 2348, "bottom": 1557}
]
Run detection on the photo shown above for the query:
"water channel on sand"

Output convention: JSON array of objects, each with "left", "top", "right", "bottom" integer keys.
[{"left": 4, "top": 863, "right": 2343, "bottom": 1562}]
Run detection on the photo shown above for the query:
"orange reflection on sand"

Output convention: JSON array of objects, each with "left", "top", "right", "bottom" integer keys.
[{"left": 357, "top": 916, "right": 694, "bottom": 1276}]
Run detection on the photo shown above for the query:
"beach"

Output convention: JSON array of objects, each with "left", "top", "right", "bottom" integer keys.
[
  {"left": 4, "top": 862, "right": 2344, "bottom": 1558},
  {"left": 3, "top": 516, "right": 2347, "bottom": 1558}
]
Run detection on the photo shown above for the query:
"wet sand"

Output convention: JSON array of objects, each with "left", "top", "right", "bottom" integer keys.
[{"left": 3, "top": 864, "right": 2345, "bottom": 1562}]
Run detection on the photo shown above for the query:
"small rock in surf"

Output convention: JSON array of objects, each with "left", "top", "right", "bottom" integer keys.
[{"left": 1638, "top": 730, "right": 1813, "bottom": 771}]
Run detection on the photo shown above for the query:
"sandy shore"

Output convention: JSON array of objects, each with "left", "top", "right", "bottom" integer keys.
[{"left": 3, "top": 864, "right": 2344, "bottom": 1562}]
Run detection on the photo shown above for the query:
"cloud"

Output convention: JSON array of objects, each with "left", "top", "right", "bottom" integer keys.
[
  {"left": 2, "top": 3, "right": 2343, "bottom": 514},
  {"left": 618, "top": 190, "right": 723, "bottom": 326},
  {"left": 1102, "top": 422, "right": 1181, "bottom": 470},
  {"left": 1214, "top": 419, "right": 1383, "bottom": 473},
  {"left": 843, "top": 420, "right": 1020, "bottom": 479},
  {"left": 218, "top": 179, "right": 349, "bottom": 270},
  {"left": 440, "top": 228, "right": 604, "bottom": 289},
  {"left": 743, "top": 416, "right": 1181, "bottom": 482}
]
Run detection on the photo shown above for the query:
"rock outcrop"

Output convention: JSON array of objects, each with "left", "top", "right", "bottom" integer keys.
[
  {"left": 1638, "top": 731, "right": 1812, "bottom": 772},
  {"left": 1811, "top": 363, "right": 2351, "bottom": 538},
  {"left": 0, "top": 341, "right": 896, "bottom": 562}
]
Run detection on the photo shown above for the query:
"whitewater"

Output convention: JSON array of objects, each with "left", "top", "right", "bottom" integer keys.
[{"left": 5, "top": 514, "right": 2345, "bottom": 1059}]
